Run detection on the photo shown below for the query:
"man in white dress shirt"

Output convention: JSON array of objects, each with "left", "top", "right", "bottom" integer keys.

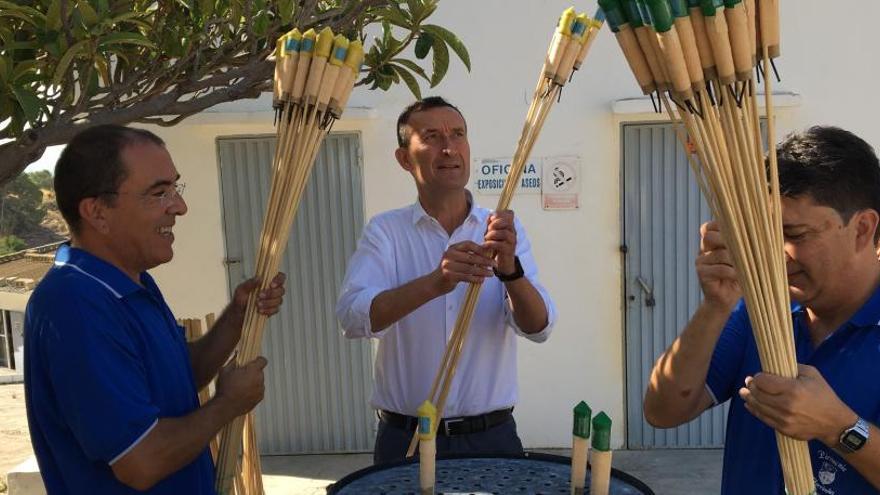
[{"left": 336, "top": 97, "right": 557, "bottom": 463}]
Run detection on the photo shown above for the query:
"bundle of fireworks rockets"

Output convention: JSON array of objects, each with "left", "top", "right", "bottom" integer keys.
[{"left": 217, "top": 1, "right": 806, "bottom": 494}]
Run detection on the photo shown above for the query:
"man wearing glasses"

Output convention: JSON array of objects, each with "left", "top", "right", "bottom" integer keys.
[{"left": 23, "top": 125, "right": 285, "bottom": 494}]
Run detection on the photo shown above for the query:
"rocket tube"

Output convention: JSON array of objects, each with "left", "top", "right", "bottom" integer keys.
[
  {"left": 598, "top": 0, "right": 656, "bottom": 95},
  {"left": 758, "top": 0, "right": 779, "bottom": 58},
  {"left": 329, "top": 40, "right": 363, "bottom": 117},
  {"left": 281, "top": 29, "right": 303, "bottom": 101},
  {"left": 291, "top": 28, "right": 317, "bottom": 104},
  {"left": 333, "top": 42, "right": 365, "bottom": 118},
  {"left": 304, "top": 27, "right": 334, "bottom": 106},
  {"left": 543, "top": 7, "right": 576, "bottom": 80},
  {"left": 316, "top": 34, "right": 349, "bottom": 111},
  {"left": 589, "top": 412, "right": 613, "bottom": 495},
  {"left": 744, "top": 0, "right": 757, "bottom": 61},
  {"left": 723, "top": 0, "right": 754, "bottom": 80},
  {"left": 688, "top": 1, "right": 718, "bottom": 80},
  {"left": 645, "top": 0, "right": 693, "bottom": 99},
  {"left": 554, "top": 14, "right": 587, "bottom": 85},
  {"left": 273, "top": 35, "right": 288, "bottom": 108},
  {"left": 573, "top": 10, "right": 605, "bottom": 70},
  {"left": 621, "top": 0, "right": 668, "bottom": 90},
  {"left": 667, "top": 0, "right": 705, "bottom": 90},
  {"left": 418, "top": 401, "right": 437, "bottom": 495},
  {"left": 570, "top": 401, "right": 592, "bottom": 495},
  {"left": 700, "top": 0, "right": 736, "bottom": 84}
]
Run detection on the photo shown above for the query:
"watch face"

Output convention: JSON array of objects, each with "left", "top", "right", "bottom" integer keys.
[{"left": 842, "top": 431, "right": 867, "bottom": 451}]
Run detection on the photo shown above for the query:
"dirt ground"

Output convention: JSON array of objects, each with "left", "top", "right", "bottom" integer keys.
[{"left": 0, "top": 384, "right": 33, "bottom": 493}]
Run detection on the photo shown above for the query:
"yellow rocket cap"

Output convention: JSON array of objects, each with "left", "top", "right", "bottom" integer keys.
[
  {"left": 315, "top": 27, "right": 335, "bottom": 58},
  {"left": 575, "top": 13, "right": 590, "bottom": 41},
  {"left": 301, "top": 28, "right": 317, "bottom": 54},
  {"left": 417, "top": 400, "right": 437, "bottom": 440},
  {"left": 275, "top": 35, "right": 287, "bottom": 59},
  {"left": 557, "top": 7, "right": 577, "bottom": 36},
  {"left": 284, "top": 28, "right": 303, "bottom": 54},
  {"left": 330, "top": 35, "right": 350, "bottom": 66},
  {"left": 344, "top": 40, "right": 364, "bottom": 70}
]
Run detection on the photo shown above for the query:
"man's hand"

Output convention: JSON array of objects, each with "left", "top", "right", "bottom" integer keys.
[
  {"left": 697, "top": 221, "right": 741, "bottom": 311},
  {"left": 431, "top": 240, "right": 494, "bottom": 294},
  {"left": 214, "top": 356, "right": 268, "bottom": 419},
  {"left": 484, "top": 210, "right": 518, "bottom": 276},
  {"left": 232, "top": 273, "right": 287, "bottom": 316},
  {"left": 739, "top": 364, "right": 857, "bottom": 446}
]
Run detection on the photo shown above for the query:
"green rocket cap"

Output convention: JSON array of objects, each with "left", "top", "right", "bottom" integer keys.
[
  {"left": 620, "top": 0, "right": 646, "bottom": 28},
  {"left": 573, "top": 401, "right": 592, "bottom": 439},
  {"left": 597, "top": 0, "right": 627, "bottom": 32},
  {"left": 699, "top": 0, "right": 723, "bottom": 16},
  {"left": 644, "top": 0, "right": 673, "bottom": 32},
  {"left": 668, "top": 0, "right": 688, "bottom": 18},
  {"left": 723, "top": 0, "right": 742, "bottom": 7},
  {"left": 591, "top": 412, "right": 613, "bottom": 452}
]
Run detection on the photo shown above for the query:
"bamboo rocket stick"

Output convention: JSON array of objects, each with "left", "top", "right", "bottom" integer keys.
[
  {"left": 570, "top": 401, "right": 592, "bottom": 495},
  {"left": 589, "top": 412, "right": 613, "bottom": 495}
]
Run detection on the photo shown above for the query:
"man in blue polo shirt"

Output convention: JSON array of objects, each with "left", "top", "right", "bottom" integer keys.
[
  {"left": 24, "top": 125, "right": 286, "bottom": 494},
  {"left": 644, "top": 126, "right": 880, "bottom": 494}
]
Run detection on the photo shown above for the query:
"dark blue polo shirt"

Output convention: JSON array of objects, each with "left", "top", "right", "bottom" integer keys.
[
  {"left": 707, "top": 289, "right": 880, "bottom": 495},
  {"left": 24, "top": 244, "right": 216, "bottom": 494}
]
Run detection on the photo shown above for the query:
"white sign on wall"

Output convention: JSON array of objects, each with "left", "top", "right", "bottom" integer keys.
[
  {"left": 542, "top": 155, "right": 581, "bottom": 210},
  {"left": 472, "top": 158, "right": 542, "bottom": 195}
]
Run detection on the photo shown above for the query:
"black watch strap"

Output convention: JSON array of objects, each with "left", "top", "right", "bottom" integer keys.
[{"left": 494, "top": 256, "right": 524, "bottom": 282}]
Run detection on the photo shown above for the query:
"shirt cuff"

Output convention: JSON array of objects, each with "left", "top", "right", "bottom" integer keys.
[
  {"left": 342, "top": 286, "right": 391, "bottom": 339},
  {"left": 108, "top": 418, "right": 158, "bottom": 466},
  {"left": 505, "top": 289, "right": 556, "bottom": 343}
]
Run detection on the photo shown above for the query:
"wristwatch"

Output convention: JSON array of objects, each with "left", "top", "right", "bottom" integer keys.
[
  {"left": 838, "top": 417, "right": 870, "bottom": 454},
  {"left": 494, "top": 256, "right": 524, "bottom": 282}
]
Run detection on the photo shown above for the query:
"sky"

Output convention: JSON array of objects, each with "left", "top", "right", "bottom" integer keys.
[{"left": 25, "top": 145, "right": 63, "bottom": 174}]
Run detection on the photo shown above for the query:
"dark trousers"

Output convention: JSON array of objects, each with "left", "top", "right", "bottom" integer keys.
[{"left": 373, "top": 414, "right": 524, "bottom": 465}]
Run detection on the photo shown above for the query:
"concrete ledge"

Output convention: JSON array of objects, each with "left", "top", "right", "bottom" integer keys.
[
  {"left": 7, "top": 457, "right": 45, "bottom": 495},
  {"left": 0, "top": 373, "right": 23, "bottom": 384}
]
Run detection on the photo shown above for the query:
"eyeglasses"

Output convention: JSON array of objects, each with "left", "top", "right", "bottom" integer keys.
[{"left": 101, "top": 183, "right": 186, "bottom": 208}]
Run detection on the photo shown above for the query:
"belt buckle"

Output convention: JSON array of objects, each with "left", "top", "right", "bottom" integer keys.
[{"left": 443, "top": 417, "right": 465, "bottom": 436}]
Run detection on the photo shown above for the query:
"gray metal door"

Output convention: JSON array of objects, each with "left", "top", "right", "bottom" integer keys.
[
  {"left": 0, "top": 310, "right": 9, "bottom": 368},
  {"left": 217, "top": 133, "right": 374, "bottom": 454},
  {"left": 622, "top": 122, "right": 727, "bottom": 449}
]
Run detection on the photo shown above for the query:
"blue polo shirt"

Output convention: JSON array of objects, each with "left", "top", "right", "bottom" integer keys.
[
  {"left": 707, "top": 288, "right": 880, "bottom": 495},
  {"left": 24, "top": 244, "right": 216, "bottom": 494}
]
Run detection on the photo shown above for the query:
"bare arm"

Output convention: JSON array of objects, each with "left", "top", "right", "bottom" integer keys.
[
  {"left": 483, "top": 211, "right": 549, "bottom": 334},
  {"left": 644, "top": 221, "right": 741, "bottom": 427},
  {"left": 369, "top": 241, "right": 494, "bottom": 332},
  {"left": 112, "top": 357, "right": 267, "bottom": 491},
  {"left": 188, "top": 273, "right": 286, "bottom": 389}
]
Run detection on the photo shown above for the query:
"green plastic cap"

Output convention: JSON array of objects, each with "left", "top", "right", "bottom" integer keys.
[
  {"left": 598, "top": 0, "right": 627, "bottom": 32},
  {"left": 687, "top": 0, "right": 701, "bottom": 7},
  {"left": 645, "top": 0, "right": 673, "bottom": 32},
  {"left": 723, "top": 0, "right": 742, "bottom": 7},
  {"left": 669, "top": 0, "right": 689, "bottom": 17},
  {"left": 699, "top": 0, "right": 723, "bottom": 16},
  {"left": 591, "top": 412, "right": 613, "bottom": 451},
  {"left": 572, "top": 401, "right": 592, "bottom": 439},
  {"left": 620, "top": 0, "right": 645, "bottom": 28}
]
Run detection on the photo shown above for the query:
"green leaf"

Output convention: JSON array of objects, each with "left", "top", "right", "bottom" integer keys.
[
  {"left": 199, "top": 0, "right": 215, "bottom": 18},
  {"left": 429, "top": 34, "right": 448, "bottom": 87},
  {"left": 77, "top": 0, "right": 98, "bottom": 27},
  {"left": 0, "top": 57, "right": 6, "bottom": 85},
  {"left": 392, "top": 64, "right": 421, "bottom": 99},
  {"left": 52, "top": 39, "right": 92, "bottom": 86},
  {"left": 405, "top": 0, "right": 422, "bottom": 22},
  {"left": 11, "top": 60, "right": 38, "bottom": 83},
  {"left": 421, "top": 24, "right": 470, "bottom": 71},
  {"left": 0, "top": 1, "right": 46, "bottom": 21},
  {"left": 46, "top": 0, "right": 62, "bottom": 30},
  {"left": 391, "top": 58, "right": 429, "bottom": 82},
  {"left": 10, "top": 85, "right": 42, "bottom": 124},
  {"left": 0, "top": 10, "right": 42, "bottom": 27},
  {"left": 98, "top": 32, "right": 156, "bottom": 50},
  {"left": 414, "top": 32, "right": 432, "bottom": 59},
  {"left": 277, "top": 0, "right": 293, "bottom": 24},
  {"left": 378, "top": 5, "right": 410, "bottom": 29}
]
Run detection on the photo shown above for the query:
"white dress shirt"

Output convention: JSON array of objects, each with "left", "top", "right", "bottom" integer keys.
[{"left": 336, "top": 196, "right": 557, "bottom": 418}]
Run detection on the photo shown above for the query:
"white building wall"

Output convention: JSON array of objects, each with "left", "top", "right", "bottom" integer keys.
[{"left": 148, "top": 0, "right": 880, "bottom": 449}]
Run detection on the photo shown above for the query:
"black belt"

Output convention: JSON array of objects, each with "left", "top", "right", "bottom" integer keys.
[{"left": 378, "top": 408, "right": 513, "bottom": 437}]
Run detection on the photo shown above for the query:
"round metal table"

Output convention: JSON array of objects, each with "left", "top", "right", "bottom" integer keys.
[{"left": 326, "top": 452, "right": 655, "bottom": 495}]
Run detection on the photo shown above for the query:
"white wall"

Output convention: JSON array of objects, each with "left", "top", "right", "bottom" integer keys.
[{"left": 149, "top": 0, "right": 880, "bottom": 449}]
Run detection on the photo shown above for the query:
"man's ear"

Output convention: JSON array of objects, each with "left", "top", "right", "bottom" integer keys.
[
  {"left": 395, "top": 147, "right": 413, "bottom": 172},
  {"left": 78, "top": 197, "right": 111, "bottom": 235},
  {"left": 854, "top": 209, "right": 880, "bottom": 252}
]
